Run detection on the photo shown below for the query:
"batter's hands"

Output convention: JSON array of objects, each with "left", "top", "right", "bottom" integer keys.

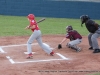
[
  {"left": 58, "top": 44, "right": 62, "bottom": 49},
  {"left": 25, "top": 26, "right": 30, "bottom": 29}
]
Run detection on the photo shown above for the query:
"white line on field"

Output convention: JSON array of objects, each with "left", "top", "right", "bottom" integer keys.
[
  {"left": 0, "top": 43, "right": 54, "bottom": 51},
  {"left": 0, "top": 43, "right": 53, "bottom": 48},
  {"left": 13, "top": 59, "right": 67, "bottom": 64},
  {"left": 0, "top": 47, "right": 6, "bottom": 53},
  {"left": 56, "top": 53, "right": 69, "bottom": 60},
  {"left": 6, "top": 56, "right": 15, "bottom": 64},
  {"left": 1, "top": 43, "right": 70, "bottom": 64},
  {"left": 0, "top": 43, "right": 38, "bottom": 48},
  {"left": 24, "top": 52, "right": 36, "bottom": 54},
  {"left": 6, "top": 53, "right": 69, "bottom": 64}
]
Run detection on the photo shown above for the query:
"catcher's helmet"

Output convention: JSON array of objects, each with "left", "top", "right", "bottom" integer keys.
[
  {"left": 27, "top": 14, "right": 35, "bottom": 20},
  {"left": 80, "top": 15, "right": 90, "bottom": 26},
  {"left": 66, "top": 25, "right": 73, "bottom": 32}
]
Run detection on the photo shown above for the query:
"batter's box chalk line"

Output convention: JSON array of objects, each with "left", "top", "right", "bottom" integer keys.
[
  {"left": 0, "top": 43, "right": 54, "bottom": 53},
  {"left": 0, "top": 43, "right": 54, "bottom": 50},
  {"left": 0, "top": 47, "right": 6, "bottom": 53},
  {"left": 0, "top": 43, "right": 38, "bottom": 48},
  {"left": 24, "top": 52, "right": 36, "bottom": 54},
  {"left": 6, "top": 53, "right": 70, "bottom": 64},
  {"left": 1, "top": 43, "right": 70, "bottom": 64}
]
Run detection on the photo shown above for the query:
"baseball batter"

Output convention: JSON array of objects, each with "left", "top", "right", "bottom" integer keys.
[
  {"left": 25, "top": 14, "right": 54, "bottom": 59},
  {"left": 80, "top": 15, "right": 100, "bottom": 53},
  {"left": 58, "top": 26, "right": 82, "bottom": 52}
]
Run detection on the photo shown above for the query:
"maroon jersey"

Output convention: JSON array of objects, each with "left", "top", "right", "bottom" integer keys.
[{"left": 66, "top": 30, "right": 82, "bottom": 40}]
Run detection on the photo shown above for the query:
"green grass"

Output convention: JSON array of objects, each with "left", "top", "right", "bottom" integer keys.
[
  {"left": 86, "top": 72, "right": 100, "bottom": 75},
  {"left": 0, "top": 15, "right": 100, "bottom": 36}
]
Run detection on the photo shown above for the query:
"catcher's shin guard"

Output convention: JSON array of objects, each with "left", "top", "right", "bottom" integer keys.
[
  {"left": 66, "top": 43, "right": 71, "bottom": 48},
  {"left": 66, "top": 44, "right": 81, "bottom": 52},
  {"left": 76, "top": 47, "right": 81, "bottom": 52}
]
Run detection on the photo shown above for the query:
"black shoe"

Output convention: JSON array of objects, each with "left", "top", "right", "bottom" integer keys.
[
  {"left": 89, "top": 47, "right": 93, "bottom": 50},
  {"left": 93, "top": 49, "right": 100, "bottom": 53}
]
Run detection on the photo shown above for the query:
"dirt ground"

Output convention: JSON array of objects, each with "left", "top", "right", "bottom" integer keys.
[{"left": 0, "top": 35, "right": 100, "bottom": 75}]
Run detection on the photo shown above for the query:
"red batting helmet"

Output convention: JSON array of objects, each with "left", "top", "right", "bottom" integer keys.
[{"left": 27, "top": 14, "right": 35, "bottom": 20}]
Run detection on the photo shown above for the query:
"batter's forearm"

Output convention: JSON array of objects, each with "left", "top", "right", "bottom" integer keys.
[
  {"left": 25, "top": 25, "right": 30, "bottom": 29},
  {"left": 60, "top": 38, "right": 67, "bottom": 44},
  {"left": 25, "top": 25, "right": 35, "bottom": 29}
]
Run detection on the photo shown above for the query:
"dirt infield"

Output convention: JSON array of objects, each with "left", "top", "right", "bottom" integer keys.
[{"left": 0, "top": 35, "right": 100, "bottom": 75}]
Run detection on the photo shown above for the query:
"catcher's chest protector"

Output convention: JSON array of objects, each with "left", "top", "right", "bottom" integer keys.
[
  {"left": 85, "top": 20, "right": 97, "bottom": 33},
  {"left": 68, "top": 30, "right": 82, "bottom": 40}
]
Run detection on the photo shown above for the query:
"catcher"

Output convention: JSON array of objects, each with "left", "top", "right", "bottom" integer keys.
[{"left": 58, "top": 25, "right": 82, "bottom": 52}]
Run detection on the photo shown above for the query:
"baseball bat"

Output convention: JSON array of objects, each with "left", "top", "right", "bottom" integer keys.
[
  {"left": 37, "top": 18, "right": 45, "bottom": 24},
  {"left": 25, "top": 18, "right": 45, "bottom": 29}
]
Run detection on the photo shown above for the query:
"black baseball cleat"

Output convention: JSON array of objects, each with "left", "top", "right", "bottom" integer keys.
[
  {"left": 89, "top": 47, "right": 93, "bottom": 50},
  {"left": 93, "top": 49, "right": 100, "bottom": 53}
]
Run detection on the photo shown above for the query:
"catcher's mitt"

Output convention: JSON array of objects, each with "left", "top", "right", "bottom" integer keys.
[{"left": 58, "top": 44, "right": 62, "bottom": 49}]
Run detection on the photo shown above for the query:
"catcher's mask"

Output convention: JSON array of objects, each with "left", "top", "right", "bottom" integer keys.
[
  {"left": 66, "top": 25, "right": 73, "bottom": 32},
  {"left": 27, "top": 14, "right": 35, "bottom": 20},
  {"left": 80, "top": 15, "right": 90, "bottom": 27}
]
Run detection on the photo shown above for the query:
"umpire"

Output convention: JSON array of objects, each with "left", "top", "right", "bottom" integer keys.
[{"left": 80, "top": 15, "right": 100, "bottom": 53}]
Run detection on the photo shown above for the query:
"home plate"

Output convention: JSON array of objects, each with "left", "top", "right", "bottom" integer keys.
[
  {"left": 51, "top": 48, "right": 54, "bottom": 50},
  {"left": 24, "top": 52, "right": 35, "bottom": 54}
]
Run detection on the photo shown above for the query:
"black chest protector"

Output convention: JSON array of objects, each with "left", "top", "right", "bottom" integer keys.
[{"left": 85, "top": 19, "right": 97, "bottom": 33}]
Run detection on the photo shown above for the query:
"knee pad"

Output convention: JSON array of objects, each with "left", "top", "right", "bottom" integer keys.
[{"left": 66, "top": 43, "right": 72, "bottom": 48}]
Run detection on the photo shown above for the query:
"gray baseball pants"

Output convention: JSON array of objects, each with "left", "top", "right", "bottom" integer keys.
[
  {"left": 27, "top": 30, "right": 52, "bottom": 54},
  {"left": 88, "top": 28, "right": 100, "bottom": 49}
]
